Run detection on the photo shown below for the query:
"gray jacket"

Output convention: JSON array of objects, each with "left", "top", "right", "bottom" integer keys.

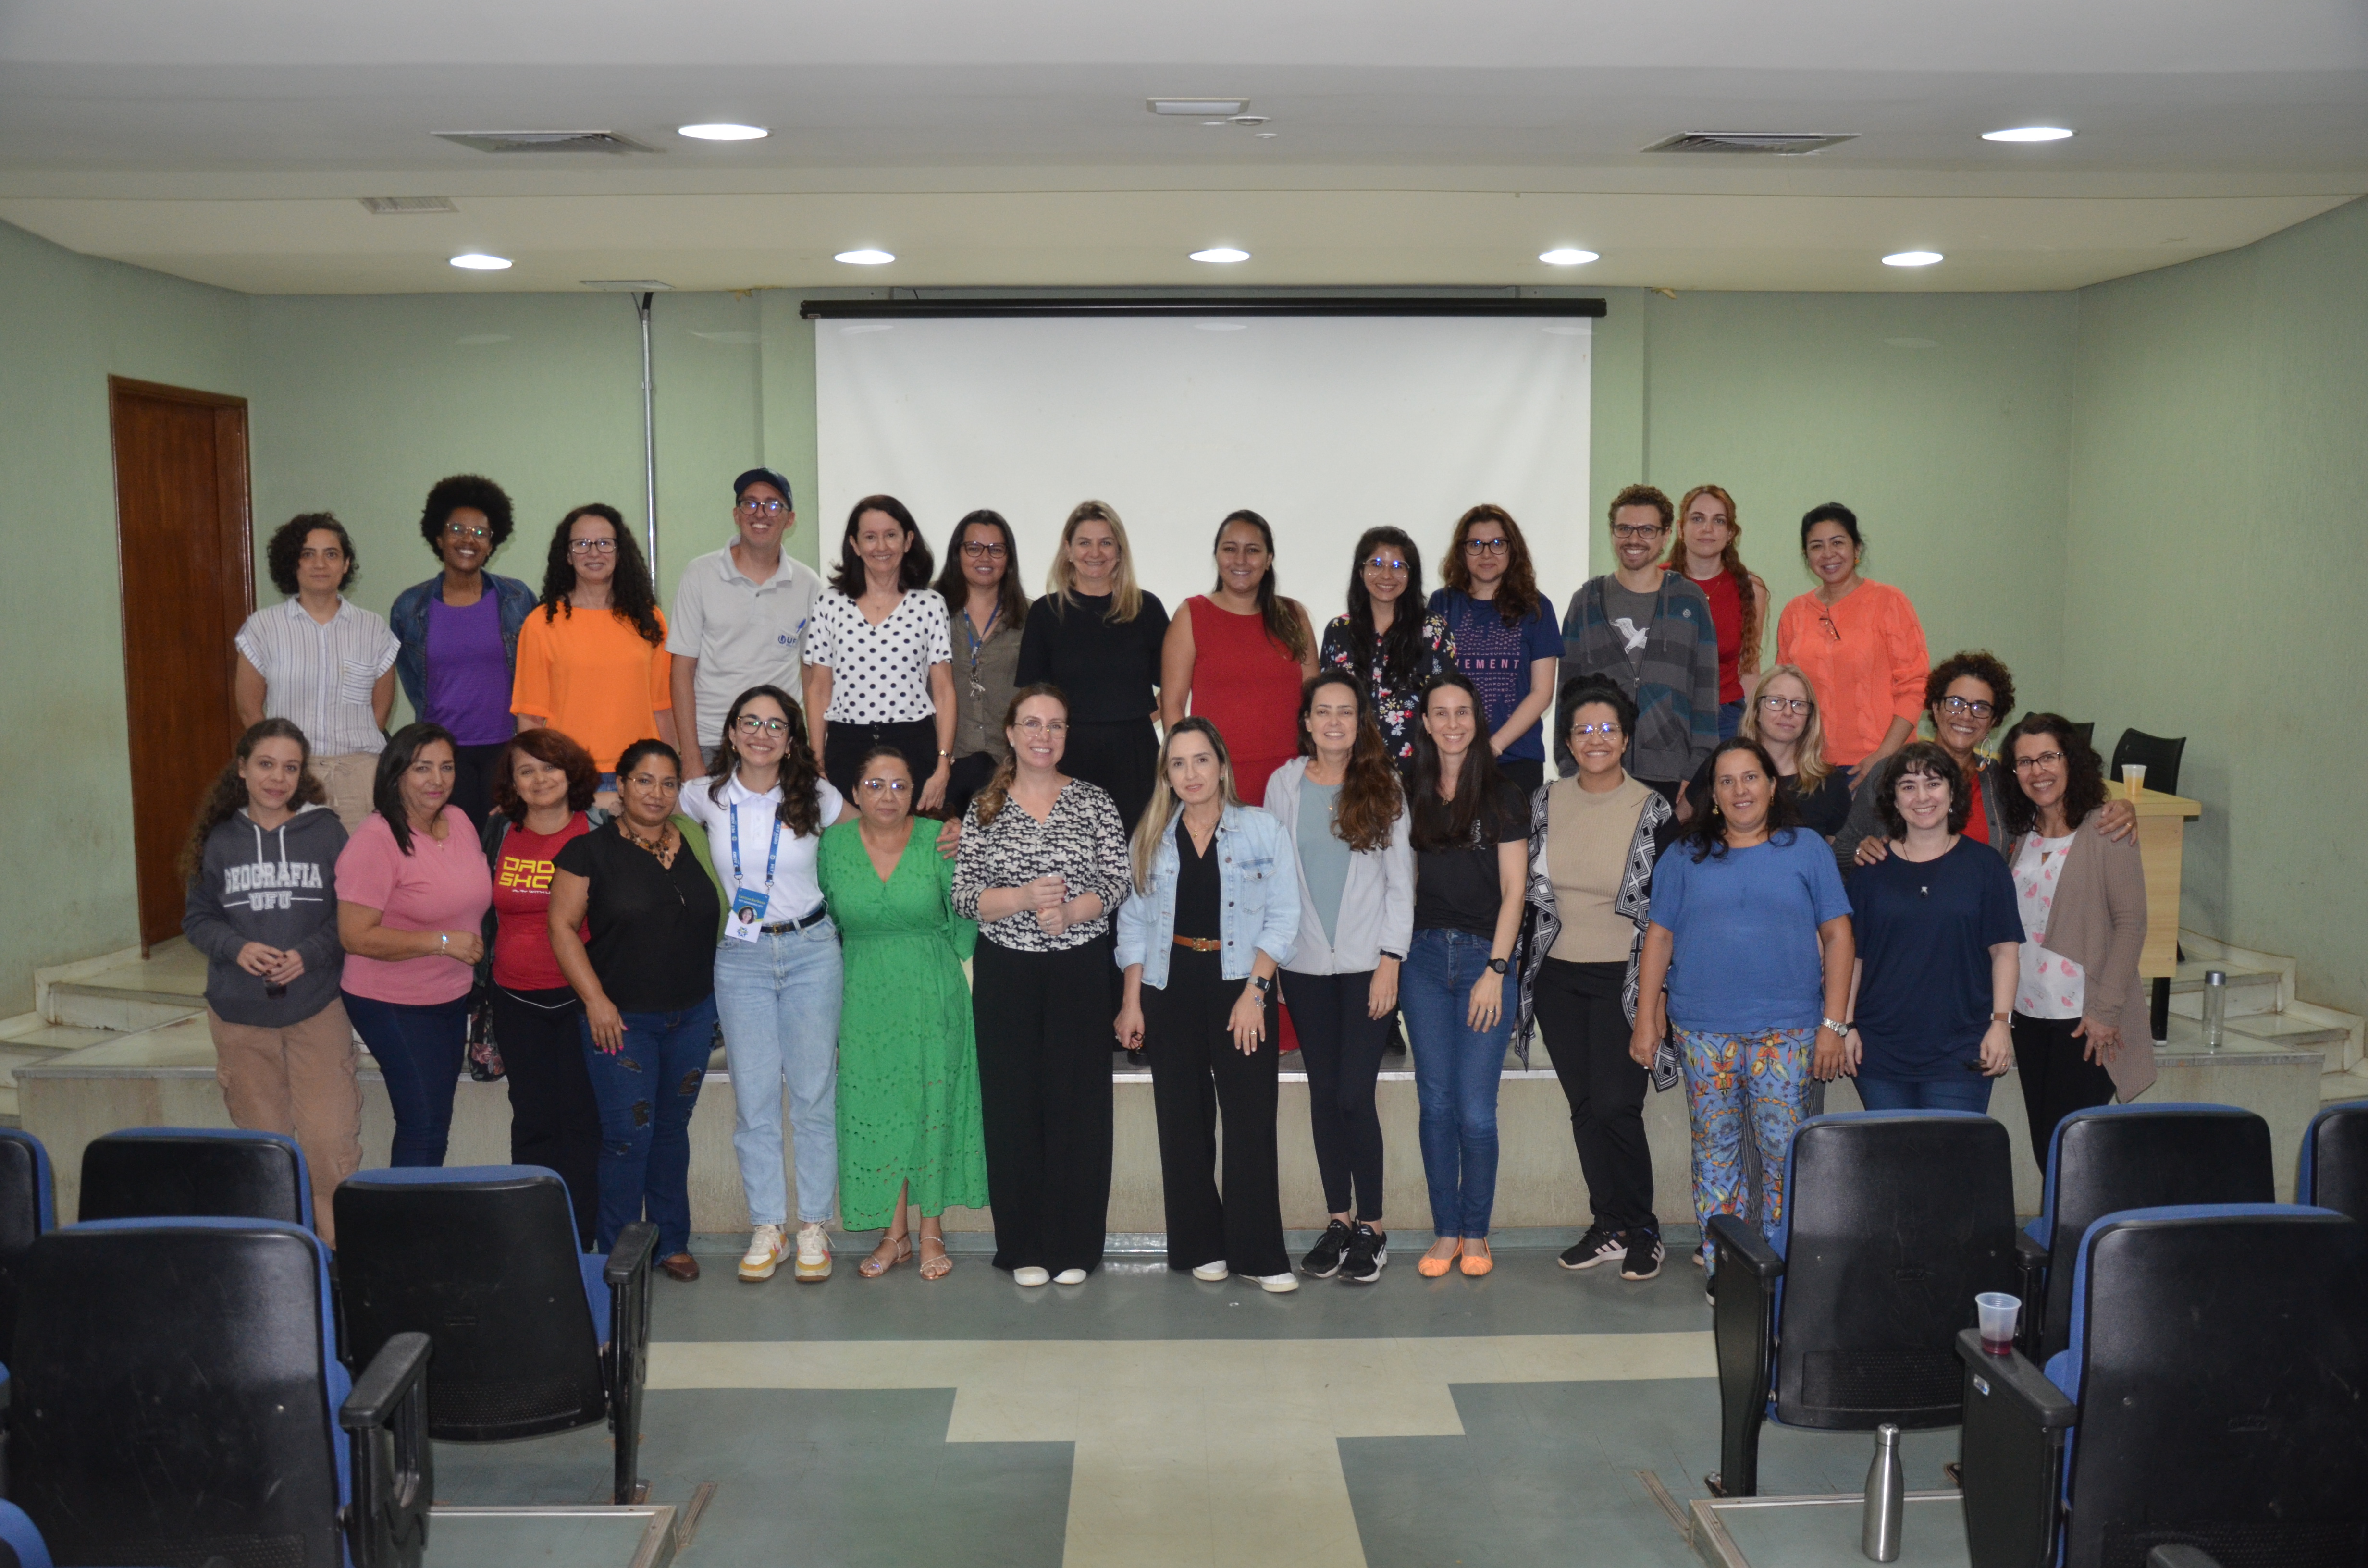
[
  {"left": 1513, "top": 779, "right": 1678, "bottom": 1086},
  {"left": 183, "top": 803, "right": 348, "bottom": 1027},
  {"left": 1262, "top": 756, "right": 1414, "bottom": 977}
]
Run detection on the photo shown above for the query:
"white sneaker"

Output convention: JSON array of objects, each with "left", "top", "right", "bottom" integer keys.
[
  {"left": 1191, "top": 1261, "right": 1230, "bottom": 1282},
  {"left": 793, "top": 1222, "right": 833, "bottom": 1282},
  {"left": 738, "top": 1223, "right": 789, "bottom": 1283},
  {"left": 1013, "top": 1265, "right": 1052, "bottom": 1287},
  {"left": 1252, "top": 1272, "right": 1300, "bottom": 1294},
  {"left": 1053, "top": 1268, "right": 1087, "bottom": 1286}
]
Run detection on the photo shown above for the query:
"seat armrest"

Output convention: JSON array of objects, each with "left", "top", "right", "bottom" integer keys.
[
  {"left": 2013, "top": 1232, "right": 2047, "bottom": 1355},
  {"left": 1706, "top": 1213, "right": 1785, "bottom": 1280},
  {"left": 2146, "top": 1548, "right": 2228, "bottom": 1568},
  {"left": 1957, "top": 1329, "right": 2074, "bottom": 1568},
  {"left": 603, "top": 1222, "right": 658, "bottom": 1507},
  {"left": 341, "top": 1331, "right": 430, "bottom": 1432},
  {"left": 341, "top": 1331, "right": 432, "bottom": 1568},
  {"left": 606, "top": 1221, "right": 658, "bottom": 1286},
  {"left": 1953, "top": 1330, "right": 2076, "bottom": 1430},
  {"left": 2013, "top": 1229, "right": 2048, "bottom": 1269}
]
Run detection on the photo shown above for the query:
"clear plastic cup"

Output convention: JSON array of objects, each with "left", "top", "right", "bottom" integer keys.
[
  {"left": 1976, "top": 1292, "right": 2020, "bottom": 1355},
  {"left": 2120, "top": 761, "right": 2146, "bottom": 802}
]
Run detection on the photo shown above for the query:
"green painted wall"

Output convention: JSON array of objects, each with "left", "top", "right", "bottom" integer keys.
[{"left": 2063, "top": 197, "right": 2368, "bottom": 1015}]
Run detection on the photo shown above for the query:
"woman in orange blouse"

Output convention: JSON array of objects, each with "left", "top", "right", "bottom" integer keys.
[
  {"left": 511, "top": 503, "right": 676, "bottom": 794},
  {"left": 1773, "top": 502, "right": 1927, "bottom": 787}
]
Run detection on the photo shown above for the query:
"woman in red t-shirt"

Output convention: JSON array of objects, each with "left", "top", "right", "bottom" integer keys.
[
  {"left": 483, "top": 726, "right": 604, "bottom": 1246},
  {"left": 1663, "top": 484, "right": 1769, "bottom": 741},
  {"left": 1160, "top": 510, "right": 1319, "bottom": 803}
]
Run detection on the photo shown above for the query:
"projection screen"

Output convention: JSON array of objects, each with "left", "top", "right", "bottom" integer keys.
[{"left": 813, "top": 310, "right": 1592, "bottom": 623}]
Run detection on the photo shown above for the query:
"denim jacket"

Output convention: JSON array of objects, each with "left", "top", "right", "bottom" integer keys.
[
  {"left": 389, "top": 572, "right": 540, "bottom": 717},
  {"left": 1113, "top": 804, "right": 1299, "bottom": 989}
]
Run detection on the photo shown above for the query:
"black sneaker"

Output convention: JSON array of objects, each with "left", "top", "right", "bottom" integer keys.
[
  {"left": 1301, "top": 1219, "right": 1354, "bottom": 1279},
  {"left": 1340, "top": 1223, "right": 1387, "bottom": 1284},
  {"left": 1619, "top": 1230, "right": 1665, "bottom": 1281},
  {"left": 1705, "top": 1271, "right": 1718, "bottom": 1307},
  {"left": 1558, "top": 1223, "right": 1623, "bottom": 1271}
]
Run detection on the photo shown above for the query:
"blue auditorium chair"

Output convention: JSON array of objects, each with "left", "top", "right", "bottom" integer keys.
[
  {"left": 334, "top": 1165, "right": 656, "bottom": 1505},
  {"left": 0, "top": 1500, "right": 54, "bottom": 1568},
  {"left": 77, "top": 1125, "right": 312, "bottom": 1228},
  {"left": 0, "top": 1129, "right": 53, "bottom": 1365},
  {"left": 9, "top": 1217, "right": 430, "bottom": 1568},
  {"left": 1705, "top": 1110, "right": 2017, "bottom": 1497},
  {"left": 2015, "top": 1104, "right": 2271, "bottom": 1361},
  {"left": 2297, "top": 1099, "right": 2368, "bottom": 1223},
  {"left": 1959, "top": 1204, "right": 2368, "bottom": 1568}
]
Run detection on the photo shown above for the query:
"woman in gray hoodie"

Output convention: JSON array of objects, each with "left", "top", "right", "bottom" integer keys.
[{"left": 182, "top": 719, "right": 357, "bottom": 1243}]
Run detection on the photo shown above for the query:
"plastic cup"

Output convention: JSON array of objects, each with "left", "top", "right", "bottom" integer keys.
[
  {"left": 2120, "top": 761, "right": 2146, "bottom": 802},
  {"left": 1976, "top": 1292, "right": 2020, "bottom": 1355}
]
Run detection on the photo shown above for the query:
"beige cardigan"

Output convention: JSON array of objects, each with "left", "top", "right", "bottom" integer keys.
[{"left": 2005, "top": 809, "right": 2148, "bottom": 1035}]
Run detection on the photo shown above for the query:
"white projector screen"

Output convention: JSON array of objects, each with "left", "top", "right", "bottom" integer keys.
[{"left": 814, "top": 313, "right": 1591, "bottom": 622}]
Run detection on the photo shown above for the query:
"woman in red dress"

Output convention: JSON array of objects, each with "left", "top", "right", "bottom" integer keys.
[{"left": 1160, "top": 511, "right": 1319, "bottom": 802}]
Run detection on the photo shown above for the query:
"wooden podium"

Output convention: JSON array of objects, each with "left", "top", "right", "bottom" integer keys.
[{"left": 2112, "top": 779, "right": 2203, "bottom": 1040}]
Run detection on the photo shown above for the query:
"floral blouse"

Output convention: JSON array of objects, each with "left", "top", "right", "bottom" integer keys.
[
  {"left": 951, "top": 778, "right": 1132, "bottom": 952},
  {"left": 1318, "top": 612, "right": 1458, "bottom": 766}
]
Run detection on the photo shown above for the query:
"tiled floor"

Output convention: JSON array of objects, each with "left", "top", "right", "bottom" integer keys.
[{"left": 434, "top": 1233, "right": 1964, "bottom": 1568}]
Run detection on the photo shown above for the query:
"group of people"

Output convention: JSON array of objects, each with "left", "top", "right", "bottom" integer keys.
[{"left": 185, "top": 467, "right": 2148, "bottom": 1297}]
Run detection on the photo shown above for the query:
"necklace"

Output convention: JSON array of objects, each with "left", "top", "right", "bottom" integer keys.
[{"left": 620, "top": 820, "right": 674, "bottom": 860}]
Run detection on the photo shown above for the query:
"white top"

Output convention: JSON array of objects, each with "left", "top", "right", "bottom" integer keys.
[
  {"left": 802, "top": 588, "right": 952, "bottom": 723},
  {"left": 2012, "top": 831, "right": 2086, "bottom": 1020},
  {"left": 665, "top": 543, "right": 825, "bottom": 750},
  {"left": 233, "top": 597, "right": 399, "bottom": 757},
  {"left": 678, "top": 771, "right": 845, "bottom": 922}
]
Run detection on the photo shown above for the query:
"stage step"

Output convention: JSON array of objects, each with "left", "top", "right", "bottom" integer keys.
[
  {"left": 38, "top": 939, "right": 206, "bottom": 1032},
  {"left": 0, "top": 1015, "right": 122, "bottom": 1123}
]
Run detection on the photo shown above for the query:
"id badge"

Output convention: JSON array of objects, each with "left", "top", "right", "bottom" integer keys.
[{"left": 727, "top": 885, "right": 770, "bottom": 943}]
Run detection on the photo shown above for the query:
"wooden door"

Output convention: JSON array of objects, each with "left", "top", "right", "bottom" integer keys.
[{"left": 109, "top": 377, "right": 254, "bottom": 950}]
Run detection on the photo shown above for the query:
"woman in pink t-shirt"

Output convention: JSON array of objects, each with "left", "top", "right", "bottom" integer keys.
[{"left": 337, "top": 723, "right": 495, "bottom": 1166}]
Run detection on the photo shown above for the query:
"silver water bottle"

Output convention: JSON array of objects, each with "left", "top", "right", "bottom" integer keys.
[
  {"left": 1862, "top": 1422, "right": 1903, "bottom": 1562},
  {"left": 2202, "top": 969, "right": 2228, "bottom": 1051}
]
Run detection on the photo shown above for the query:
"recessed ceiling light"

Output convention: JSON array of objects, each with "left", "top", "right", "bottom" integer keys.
[
  {"left": 1982, "top": 126, "right": 2073, "bottom": 143},
  {"left": 1882, "top": 250, "right": 1945, "bottom": 267},
  {"left": 1539, "top": 248, "right": 1599, "bottom": 266},
  {"left": 1254, "top": 132, "right": 1278, "bottom": 140},
  {"left": 678, "top": 123, "right": 768, "bottom": 142},
  {"left": 1150, "top": 99, "right": 1248, "bottom": 117},
  {"left": 449, "top": 252, "right": 512, "bottom": 270},
  {"left": 1189, "top": 247, "right": 1250, "bottom": 264},
  {"left": 834, "top": 249, "right": 895, "bottom": 265}
]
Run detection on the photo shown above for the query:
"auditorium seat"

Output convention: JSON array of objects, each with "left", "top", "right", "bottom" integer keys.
[
  {"left": 1959, "top": 1204, "right": 2368, "bottom": 1568},
  {"left": 9, "top": 1217, "right": 430, "bottom": 1568},
  {"left": 2297, "top": 1100, "right": 2368, "bottom": 1223},
  {"left": 1704, "top": 1110, "right": 2015, "bottom": 1498},
  {"left": 77, "top": 1125, "right": 311, "bottom": 1228},
  {"left": 334, "top": 1165, "right": 656, "bottom": 1506},
  {"left": 0, "top": 1501, "right": 54, "bottom": 1568},
  {"left": 0, "top": 1129, "right": 53, "bottom": 1365},
  {"left": 2017, "top": 1103, "right": 2272, "bottom": 1361}
]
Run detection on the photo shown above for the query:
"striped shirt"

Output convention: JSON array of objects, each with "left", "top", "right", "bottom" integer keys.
[{"left": 234, "top": 597, "right": 400, "bottom": 757}]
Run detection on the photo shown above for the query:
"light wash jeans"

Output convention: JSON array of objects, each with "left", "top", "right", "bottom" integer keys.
[{"left": 712, "top": 922, "right": 844, "bottom": 1227}]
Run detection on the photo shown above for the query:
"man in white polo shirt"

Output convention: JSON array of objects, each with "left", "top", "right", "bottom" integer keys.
[{"left": 667, "top": 468, "right": 826, "bottom": 769}]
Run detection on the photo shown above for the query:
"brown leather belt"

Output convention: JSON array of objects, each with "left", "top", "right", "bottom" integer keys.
[{"left": 1172, "top": 935, "right": 1222, "bottom": 952}]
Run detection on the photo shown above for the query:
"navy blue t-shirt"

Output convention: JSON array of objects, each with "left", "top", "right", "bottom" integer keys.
[{"left": 1846, "top": 837, "right": 2023, "bottom": 1081}]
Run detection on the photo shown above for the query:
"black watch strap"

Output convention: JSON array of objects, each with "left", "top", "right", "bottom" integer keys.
[{"left": 1487, "top": 956, "right": 1510, "bottom": 975}]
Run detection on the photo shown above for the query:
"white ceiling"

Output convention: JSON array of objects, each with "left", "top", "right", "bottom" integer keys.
[{"left": 2, "top": 0, "right": 2363, "bottom": 294}]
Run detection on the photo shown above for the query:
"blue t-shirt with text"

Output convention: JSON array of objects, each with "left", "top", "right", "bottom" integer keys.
[{"left": 1428, "top": 588, "right": 1563, "bottom": 762}]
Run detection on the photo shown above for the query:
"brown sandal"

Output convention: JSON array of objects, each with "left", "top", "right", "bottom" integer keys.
[
  {"left": 918, "top": 1232, "right": 952, "bottom": 1281},
  {"left": 858, "top": 1231, "right": 912, "bottom": 1279}
]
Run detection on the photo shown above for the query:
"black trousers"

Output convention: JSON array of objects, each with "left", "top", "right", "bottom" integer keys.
[
  {"left": 1285, "top": 968, "right": 1390, "bottom": 1222},
  {"left": 450, "top": 741, "right": 507, "bottom": 834},
  {"left": 972, "top": 935, "right": 1116, "bottom": 1274},
  {"left": 822, "top": 716, "right": 941, "bottom": 807},
  {"left": 1534, "top": 956, "right": 1657, "bottom": 1232},
  {"left": 1143, "top": 947, "right": 1287, "bottom": 1276},
  {"left": 1499, "top": 757, "right": 1544, "bottom": 795},
  {"left": 943, "top": 751, "right": 1000, "bottom": 822},
  {"left": 491, "top": 984, "right": 603, "bottom": 1249},
  {"left": 2011, "top": 1012, "right": 2118, "bottom": 1178},
  {"left": 1062, "top": 717, "right": 1159, "bottom": 835}
]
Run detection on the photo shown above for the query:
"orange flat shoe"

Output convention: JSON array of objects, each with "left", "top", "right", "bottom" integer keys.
[
  {"left": 1417, "top": 1239, "right": 1462, "bottom": 1278},
  {"left": 1458, "top": 1238, "right": 1494, "bottom": 1277}
]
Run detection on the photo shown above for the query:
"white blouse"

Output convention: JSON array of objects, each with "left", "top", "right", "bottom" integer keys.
[
  {"left": 677, "top": 772, "right": 845, "bottom": 921},
  {"left": 803, "top": 589, "right": 953, "bottom": 724},
  {"left": 2012, "top": 832, "right": 2086, "bottom": 1020}
]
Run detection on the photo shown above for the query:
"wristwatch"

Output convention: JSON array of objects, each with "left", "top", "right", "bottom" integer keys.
[
  {"left": 1820, "top": 1016, "right": 1848, "bottom": 1035},
  {"left": 1251, "top": 975, "right": 1274, "bottom": 996},
  {"left": 1487, "top": 957, "right": 1510, "bottom": 975}
]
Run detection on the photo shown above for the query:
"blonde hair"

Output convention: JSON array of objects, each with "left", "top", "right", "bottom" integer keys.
[
  {"left": 1048, "top": 499, "right": 1144, "bottom": 623},
  {"left": 1743, "top": 664, "right": 1834, "bottom": 791},
  {"left": 1129, "top": 717, "right": 1241, "bottom": 893}
]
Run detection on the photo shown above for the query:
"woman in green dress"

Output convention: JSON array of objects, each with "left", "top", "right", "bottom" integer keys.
[{"left": 819, "top": 744, "right": 990, "bottom": 1280}]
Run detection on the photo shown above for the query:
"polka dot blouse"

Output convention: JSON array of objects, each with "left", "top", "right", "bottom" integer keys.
[{"left": 803, "top": 588, "right": 954, "bottom": 724}]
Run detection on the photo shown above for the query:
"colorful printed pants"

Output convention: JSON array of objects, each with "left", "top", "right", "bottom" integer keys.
[{"left": 1675, "top": 1025, "right": 1816, "bottom": 1268}]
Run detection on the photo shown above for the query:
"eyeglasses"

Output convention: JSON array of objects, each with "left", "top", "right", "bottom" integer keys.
[
  {"left": 736, "top": 498, "right": 788, "bottom": 517},
  {"left": 1364, "top": 556, "right": 1409, "bottom": 573},
  {"left": 735, "top": 715, "right": 789, "bottom": 736},
  {"left": 1817, "top": 613, "right": 1841, "bottom": 643},
  {"left": 1609, "top": 523, "right": 1666, "bottom": 542},
  {"left": 960, "top": 540, "right": 1008, "bottom": 559},
  {"left": 624, "top": 773, "right": 680, "bottom": 793},
  {"left": 1014, "top": 718, "right": 1070, "bottom": 735},
  {"left": 1939, "top": 696, "right": 1997, "bottom": 720},
  {"left": 568, "top": 538, "right": 618, "bottom": 555},
  {"left": 1462, "top": 537, "right": 1510, "bottom": 556},
  {"left": 1759, "top": 695, "right": 1813, "bottom": 715},
  {"left": 858, "top": 778, "right": 912, "bottom": 795},
  {"left": 442, "top": 522, "right": 490, "bottom": 540},
  {"left": 2010, "top": 751, "right": 2067, "bottom": 772},
  {"left": 1570, "top": 722, "right": 1623, "bottom": 737}
]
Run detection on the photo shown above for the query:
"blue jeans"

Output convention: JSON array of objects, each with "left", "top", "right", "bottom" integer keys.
[
  {"left": 1854, "top": 1074, "right": 1995, "bottom": 1114},
  {"left": 343, "top": 991, "right": 469, "bottom": 1167},
  {"left": 711, "top": 924, "right": 844, "bottom": 1228},
  {"left": 1401, "top": 928, "right": 1512, "bottom": 1238},
  {"left": 580, "top": 996, "right": 716, "bottom": 1259},
  {"left": 1717, "top": 699, "right": 1745, "bottom": 740}
]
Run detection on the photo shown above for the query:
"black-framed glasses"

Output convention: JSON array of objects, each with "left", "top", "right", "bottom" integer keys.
[
  {"left": 568, "top": 538, "right": 618, "bottom": 556},
  {"left": 1939, "top": 696, "right": 1997, "bottom": 720},
  {"left": 2010, "top": 750, "right": 2067, "bottom": 772},
  {"left": 1462, "top": 537, "right": 1510, "bottom": 556},
  {"left": 442, "top": 521, "right": 490, "bottom": 540},
  {"left": 858, "top": 777, "right": 912, "bottom": 795},
  {"left": 735, "top": 715, "right": 790, "bottom": 736},
  {"left": 1364, "top": 555, "right": 1409, "bottom": 573},
  {"left": 1759, "top": 695, "right": 1813, "bottom": 715},
  {"left": 1609, "top": 522, "right": 1666, "bottom": 542},
  {"left": 736, "top": 498, "right": 788, "bottom": 517},
  {"left": 961, "top": 540, "right": 1008, "bottom": 559}
]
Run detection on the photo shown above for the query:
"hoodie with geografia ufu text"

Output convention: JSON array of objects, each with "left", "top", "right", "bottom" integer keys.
[{"left": 183, "top": 802, "right": 349, "bottom": 1027}]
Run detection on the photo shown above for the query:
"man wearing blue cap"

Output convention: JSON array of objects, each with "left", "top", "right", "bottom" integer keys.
[{"left": 667, "top": 467, "right": 826, "bottom": 767}]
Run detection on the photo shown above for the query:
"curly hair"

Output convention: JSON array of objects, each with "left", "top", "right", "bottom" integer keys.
[
  {"left": 1339, "top": 527, "right": 1431, "bottom": 693},
  {"left": 265, "top": 513, "right": 357, "bottom": 596},
  {"left": 372, "top": 723, "right": 458, "bottom": 855},
  {"left": 1209, "top": 510, "right": 1311, "bottom": 664},
  {"left": 538, "top": 503, "right": 665, "bottom": 645},
  {"left": 180, "top": 719, "right": 327, "bottom": 883},
  {"left": 491, "top": 726, "right": 600, "bottom": 826},
  {"left": 1924, "top": 649, "right": 2017, "bottom": 733},
  {"left": 1998, "top": 713, "right": 2109, "bottom": 838},
  {"left": 1607, "top": 482, "right": 1675, "bottom": 531},
  {"left": 1437, "top": 503, "right": 1541, "bottom": 626},
  {"left": 1407, "top": 671, "right": 1518, "bottom": 852},
  {"left": 701, "top": 684, "right": 826, "bottom": 840},
  {"left": 1665, "top": 484, "right": 1762, "bottom": 675},
  {"left": 1296, "top": 672, "right": 1405, "bottom": 854},
  {"left": 1874, "top": 739, "right": 1973, "bottom": 839},
  {"left": 1678, "top": 736, "right": 1802, "bottom": 861},
  {"left": 833, "top": 494, "right": 936, "bottom": 597},
  {"left": 419, "top": 473, "right": 515, "bottom": 562},
  {"left": 973, "top": 684, "right": 1069, "bottom": 830}
]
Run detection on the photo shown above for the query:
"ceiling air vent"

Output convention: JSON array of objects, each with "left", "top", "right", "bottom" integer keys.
[
  {"left": 358, "top": 196, "right": 456, "bottom": 215},
  {"left": 1643, "top": 132, "right": 1858, "bottom": 155},
  {"left": 435, "top": 131, "right": 660, "bottom": 155}
]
